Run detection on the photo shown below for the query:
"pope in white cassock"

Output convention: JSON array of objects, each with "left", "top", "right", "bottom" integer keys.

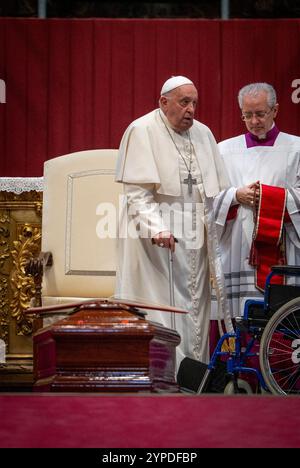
[
  {"left": 115, "top": 76, "right": 229, "bottom": 367},
  {"left": 211, "top": 82, "right": 300, "bottom": 323}
]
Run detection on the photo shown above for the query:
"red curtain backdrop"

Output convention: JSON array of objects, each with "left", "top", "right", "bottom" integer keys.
[{"left": 0, "top": 18, "right": 299, "bottom": 176}]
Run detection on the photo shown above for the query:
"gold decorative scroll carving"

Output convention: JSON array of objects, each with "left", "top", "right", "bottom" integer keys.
[
  {"left": 0, "top": 213, "right": 10, "bottom": 344},
  {"left": 10, "top": 224, "right": 41, "bottom": 336},
  {"left": 0, "top": 188, "right": 42, "bottom": 352}
]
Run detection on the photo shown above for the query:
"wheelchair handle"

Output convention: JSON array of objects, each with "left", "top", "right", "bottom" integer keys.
[{"left": 266, "top": 266, "right": 300, "bottom": 289}]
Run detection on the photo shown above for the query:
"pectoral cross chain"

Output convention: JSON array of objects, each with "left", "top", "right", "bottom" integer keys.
[
  {"left": 158, "top": 111, "right": 196, "bottom": 194},
  {"left": 184, "top": 172, "right": 197, "bottom": 195}
]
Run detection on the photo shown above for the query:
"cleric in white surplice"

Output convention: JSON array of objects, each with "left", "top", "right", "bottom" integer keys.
[
  {"left": 212, "top": 82, "right": 300, "bottom": 321},
  {"left": 115, "top": 76, "right": 230, "bottom": 367}
]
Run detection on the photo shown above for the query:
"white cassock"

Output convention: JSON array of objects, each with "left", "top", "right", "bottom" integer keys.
[
  {"left": 115, "top": 109, "right": 229, "bottom": 367},
  {"left": 211, "top": 131, "right": 300, "bottom": 319}
]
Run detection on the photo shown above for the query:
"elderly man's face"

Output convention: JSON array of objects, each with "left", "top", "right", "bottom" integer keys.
[
  {"left": 241, "top": 91, "right": 278, "bottom": 138},
  {"left": 160, "top": 84, "right": 198, "bottom": 133}
]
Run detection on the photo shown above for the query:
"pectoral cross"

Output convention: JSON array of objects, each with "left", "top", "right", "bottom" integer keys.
[{"left": 183, "top": 172, "right": 197, "bottom": 195}]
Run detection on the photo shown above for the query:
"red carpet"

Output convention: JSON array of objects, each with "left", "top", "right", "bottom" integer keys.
[{"left": 0, "top": 394, "right": 299, "bottom": 448}]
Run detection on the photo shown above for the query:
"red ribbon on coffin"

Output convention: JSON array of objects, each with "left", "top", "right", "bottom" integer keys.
[{"left": 249, "top": 183, "right": 287, "bottom": 292}]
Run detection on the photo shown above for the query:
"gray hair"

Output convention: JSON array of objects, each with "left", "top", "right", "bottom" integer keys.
[{"left": 238, "top": 83, "right": 277, "bottom": 109}]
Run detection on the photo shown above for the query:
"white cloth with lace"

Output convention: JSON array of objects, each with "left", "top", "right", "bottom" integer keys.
[{"left": 0, "top": 177, "right": 43, "bottom": 194}]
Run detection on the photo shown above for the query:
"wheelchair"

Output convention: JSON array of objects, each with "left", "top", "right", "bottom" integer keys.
[{"left": 178, "top": 265, "right": 300, "bottom": 396}]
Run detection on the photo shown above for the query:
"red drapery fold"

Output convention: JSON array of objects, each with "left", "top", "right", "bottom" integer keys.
[
  {"left": 0, "top": 18, "right": 299, "bottom": 176},
  {"left": 249, "top": 184, "right": 287, "bottom": 291}
]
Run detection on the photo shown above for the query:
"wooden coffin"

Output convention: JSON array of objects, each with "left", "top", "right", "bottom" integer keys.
[{"left": 32, "top": 302, "right": 181, "bottom": 393}]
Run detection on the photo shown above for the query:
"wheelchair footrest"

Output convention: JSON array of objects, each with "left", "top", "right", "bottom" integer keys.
[{"left": 177, "top": 357, "right": 227, "bottom": 393}]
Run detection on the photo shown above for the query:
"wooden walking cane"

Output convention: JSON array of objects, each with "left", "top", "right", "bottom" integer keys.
[
  {"left": 168, "top": 247, "right": 176, "bottom": 330},
  {"left": 151, "top": 236, "right": 178, "bottom": 329}
]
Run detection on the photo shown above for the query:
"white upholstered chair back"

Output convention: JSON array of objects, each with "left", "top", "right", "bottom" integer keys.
[{"left": 41, "top": 149, "right": 121, "bottom": 306}]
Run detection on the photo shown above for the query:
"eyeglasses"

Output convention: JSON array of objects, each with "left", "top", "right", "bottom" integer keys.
[{"left": 241, "top": 108, "right": 274, "bottom": 121}]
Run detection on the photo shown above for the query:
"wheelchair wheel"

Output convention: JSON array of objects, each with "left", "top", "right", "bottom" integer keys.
[
  {"left": 259, "top": 297, "right": 300, "bottom": 395},
  {"left": 224, "top": 379, "right": 253, "bottom": 394}
]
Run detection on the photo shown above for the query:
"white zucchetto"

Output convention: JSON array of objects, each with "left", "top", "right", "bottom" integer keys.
[{"left": 160, "top": 76, "right": 194, "bottom": 95}]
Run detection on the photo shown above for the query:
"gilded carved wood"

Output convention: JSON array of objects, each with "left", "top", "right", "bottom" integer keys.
[
  {"left": 0, "top": 212, "right": 10, "bottom": 344},
  {"left": 0, "top": 190, "right": 42, "bottom": 353},
  {"left": 10, "top": 224, "right": 41, "bottom": 336}
]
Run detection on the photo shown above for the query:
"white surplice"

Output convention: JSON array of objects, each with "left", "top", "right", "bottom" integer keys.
[
  {"left": 211, "top": 131, "right": 300, "bottom": 319},
  {"left": 115, "top": 109, "right": 229, "bottom": 366}
]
